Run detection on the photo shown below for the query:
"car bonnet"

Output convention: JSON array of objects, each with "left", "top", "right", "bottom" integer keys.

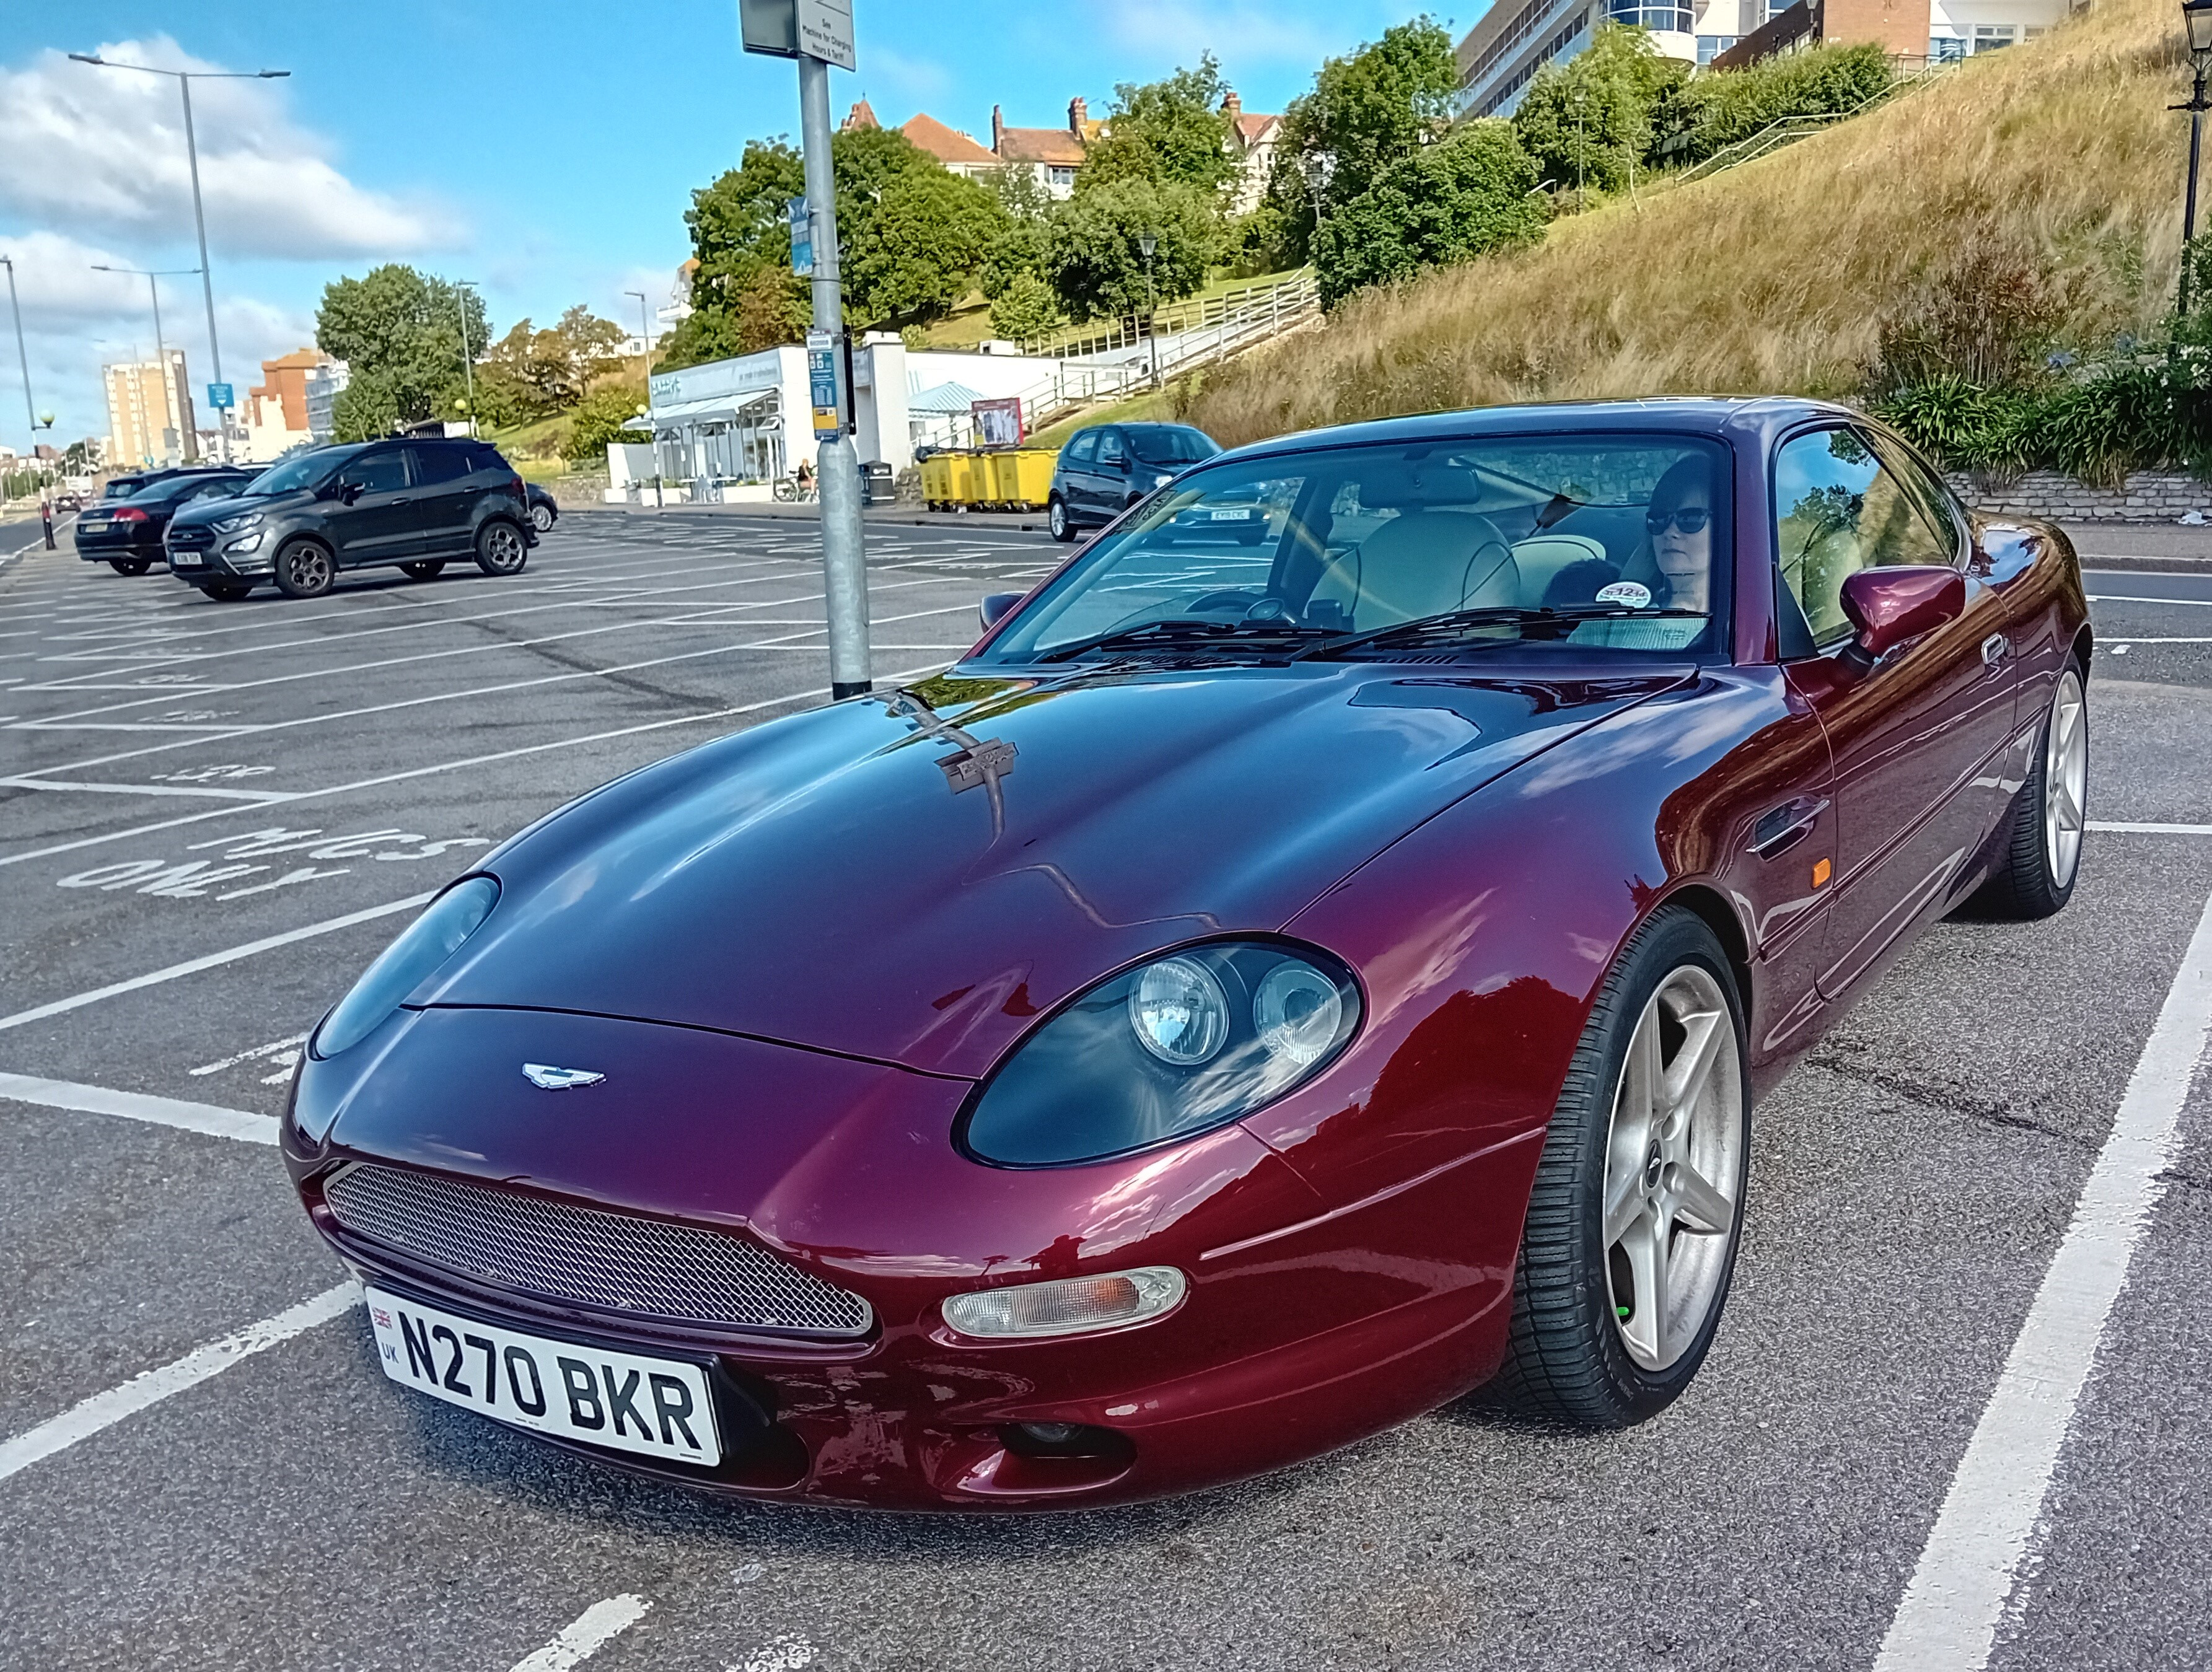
[{"left": 422, "top": 660, "right": 1687, "bottom": 1077}]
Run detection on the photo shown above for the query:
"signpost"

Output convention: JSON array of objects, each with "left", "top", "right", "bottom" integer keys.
[{"left": 742, "top": 0, "right": 871, "bottom": 701}]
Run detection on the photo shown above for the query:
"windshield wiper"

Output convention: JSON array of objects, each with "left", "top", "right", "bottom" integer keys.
[
  {"left": 1297, "top": 603, "right": 1708, "bottom": 659},
  {"left": 1034, "top": 618, "right": 1330, "bottom": 663}
]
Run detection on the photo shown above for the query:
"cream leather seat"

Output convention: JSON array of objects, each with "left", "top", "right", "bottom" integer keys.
[
  {"left": 1308, "top": 510, "right": 1520, "bottom": 630},
  {"left": 1509, "top": 533, "right": 1610, "bottom": 608}
]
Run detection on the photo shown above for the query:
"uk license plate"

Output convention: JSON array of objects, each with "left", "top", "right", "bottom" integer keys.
[
  {"left": 364, "top": 1287, "right": 721, "bottom": 1464},
  {"left": 1208, "top": 509, "right": 1255, "bottom": 521},
  {"left": 170, "top": 551, "right": 203, "bottom": 567}
]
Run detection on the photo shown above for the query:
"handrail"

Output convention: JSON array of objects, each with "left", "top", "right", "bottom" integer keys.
[{"left": 1669, "top": 58, "right": 1957, "bottom": 184}]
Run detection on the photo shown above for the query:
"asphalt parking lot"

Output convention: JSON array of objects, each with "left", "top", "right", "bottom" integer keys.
[{"left": 2, "top": 507, "right": 2210, "bottom": 1672}]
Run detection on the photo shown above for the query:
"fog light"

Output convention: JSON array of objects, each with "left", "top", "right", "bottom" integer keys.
[{"left": 942, "top": 1266, "right": 1186, "bottom": 1339}]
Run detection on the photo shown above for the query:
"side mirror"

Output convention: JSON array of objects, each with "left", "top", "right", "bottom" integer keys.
[
  {"left": 979, "top": 591, "right": 1024, "bottom": 631},
  {"left": 1839, "top": 566, "right": 1965, "bottom": 660}
]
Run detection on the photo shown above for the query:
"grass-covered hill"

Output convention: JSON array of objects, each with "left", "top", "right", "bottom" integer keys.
[{"left": 1185, "top": 0, "right": 2190, "bottom": 448}]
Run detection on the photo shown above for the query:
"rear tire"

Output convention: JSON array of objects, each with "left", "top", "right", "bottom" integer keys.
[
  {"left": 1975, "top": 661, "right": 2087, "bottom": 920},
  {"left": 530, "top": 502, "right": 556, "bottom": 532},
  {"left": 109, "top": 558, "right": 151, "bottom": 576},
  {"left": 1048, "top": 496, "right": 1075, "bottom": 542},
  {"left": 474, "top": 520, "right": 528, "bottom": 576},
  {"left": 1491, "top": 906, "right": 1750, "bottom": 1427},
  {"left": 273, "top": 538, "right": 335, "bottom": 598},
  {"left": 399, "top": 560, "right": 447, "bottom": 580}
]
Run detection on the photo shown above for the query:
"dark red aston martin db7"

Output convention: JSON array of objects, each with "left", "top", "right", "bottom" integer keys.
[{"left": 284, "top": 399, "right": 2091, "bottom": 1509}]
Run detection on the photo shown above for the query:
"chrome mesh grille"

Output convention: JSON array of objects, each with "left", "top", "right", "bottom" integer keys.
[{"left": 323, "top": 1163, "right": 872, "bottom": 1336}]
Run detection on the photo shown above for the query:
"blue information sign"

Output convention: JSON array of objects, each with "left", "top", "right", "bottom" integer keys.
[
  {"left": 206, "top": 382, "right": 234, "bottom": 410},
  {"left": 788, "top": 197, "right": 814, "bottom": 278}
]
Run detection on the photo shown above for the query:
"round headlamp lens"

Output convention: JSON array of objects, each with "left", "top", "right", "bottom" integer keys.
[
  {"left": 1127, "top": 956, "right": 1229, "bottom": 1065},
  {"left": 1253, "top": 960, "right": 1343, "bottom": 1066}
]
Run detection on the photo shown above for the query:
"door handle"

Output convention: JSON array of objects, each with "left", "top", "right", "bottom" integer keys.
[
  {"left": 389, "top": 496, "right": 411, "bottom": 504},
  {"left": 1981, "top": 632, "right": 2009, "bottom": 671},
  {"left": 1750, "top": 795, "right": 1828, "bottom": 859}
]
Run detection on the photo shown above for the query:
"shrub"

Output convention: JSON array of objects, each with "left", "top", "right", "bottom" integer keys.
[
  {"left": 1651, "top": 42, "right": 1893, "bottom": 169},
  {"left": 989, "top": 272, "right": 1065, "bottom": 342},
  {"left": 561, "top": 385, "right": 651, "bottom": 466}
]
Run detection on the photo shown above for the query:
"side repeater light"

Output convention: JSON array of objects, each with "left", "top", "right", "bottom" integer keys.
[{"left": 942, "top": 1267, "right": 1187, "bottom": 1340}]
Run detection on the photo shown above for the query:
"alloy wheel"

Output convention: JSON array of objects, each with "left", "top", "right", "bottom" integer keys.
[
  {"left": 2043, "top": 667, "right": 2087, "bottom": 890},
  {"left": 1600, "top": 964, "right": 1744, "bottom": 1372},
  {"left": 283, "top": 544, "right": 331, "bottom": 593},
  {"left": 481, "top": 524, "right": 525, "bottom": 572}
]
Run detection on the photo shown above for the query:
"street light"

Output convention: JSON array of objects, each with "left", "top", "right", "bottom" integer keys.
[
  {"left": 90, "top": 265, "right": 201, "bottom": 461},
  {"left": 454, "top": 279, "right": 480, "bottom": 436},
  {"left": 2179, "top": 0, "right": 2212, "bottom": 309},
  {"left": 1138, "top": 232, "right": 1159, "bottom": 387},
  {"left": 0, "top": 254, "right": 34, "bottom": 447},
  {"left": 625, "top": 290, "right": 654, "bottom": 365},
  {"left": 68, "top": 53, "right": 292, "bottom": 463}
]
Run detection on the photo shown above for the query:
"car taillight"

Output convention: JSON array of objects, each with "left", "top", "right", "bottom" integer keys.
[
  {"left": 510, "top": 475, "right": 525, "bottom": 500},
  {"left": 113, "top": 507, "right": 148, "bottom": 522}
]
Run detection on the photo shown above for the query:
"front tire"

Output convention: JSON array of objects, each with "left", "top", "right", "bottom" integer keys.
[
  {"left": 1975, "top": 662, "right": 2087, "bottom": 918},
  {"left": 1493, "top": 906, "right": 1749, "bottom": 1427},
  {"left": 199, "top": 580, "right": 253, "bottom": 602},
  {"left": 273, "top": 538, "right": 335, "bottom": 598},
  {"left": 1048, "top": 496, "right": 1075, "bottom": 542},
  {"left": 474, "top": 520, "right": 528, "bottom": 576},
  {"left": 110, "top": 558, "right": 151, "bottom": 576}
]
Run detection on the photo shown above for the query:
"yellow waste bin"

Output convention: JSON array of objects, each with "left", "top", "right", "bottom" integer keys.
[
  {"left": 985, "top": 449, "right": 1057, "bottom": 510},
  {"left": 952, "top": 451, "right": 993, "bottom": 507},
  {"left": 919, "top": 452, "right": 957, "bottom": 510}
]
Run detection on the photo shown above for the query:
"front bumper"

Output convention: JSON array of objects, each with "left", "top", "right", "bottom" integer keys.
[
  {"left": 165, "top": 520, "right": 268, "bottom": 579},
  {"left": 285, "top": 1005, "right": 1522, "bottom": 1509}
]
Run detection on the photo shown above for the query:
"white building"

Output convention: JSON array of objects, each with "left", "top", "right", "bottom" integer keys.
[{"left": 304, "top": 361, "right": 349, "bottom": 443}]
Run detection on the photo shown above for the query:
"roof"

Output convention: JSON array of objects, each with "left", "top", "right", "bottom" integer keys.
[
  {"left": 900, "top": 113, "right": 999, "bottom": 167},
  {"left": 261, "top": 348, "right": 329, "bottom": 371},
  {"left": 1232, "top": 112, "right": 1279, "bottom": 145},
  {"left": 843, "top": 99, "right": 879, "bottom": 131},
  {"left": 996, "top": 125, "right": 1086, "bottom": 165},
  {"left": 1223, "top": 397, "right": 1848, "bottom": 465},
  {"left": 908, "top": 380, "right": 989, "bottom": 414}
]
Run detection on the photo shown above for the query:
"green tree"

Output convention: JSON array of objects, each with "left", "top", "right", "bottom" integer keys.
[
  {"left": 1265, "top": 19, "right": 1460, "bottom": 263},
  {"left": 989, "top": 271, "right": 1065, "bottom": 342},
  {"left": 1045, "top": 177, "right": 1216, "bottom": 322},
  {"left": 1649, "top": 42, "right": 1890, "bottom": 168},
  {"left": 1079, "top": 56, "right": 1239, "bottom": 196},
  {"left": 1513, "top": 24, "right": 1684, "bottom": 195},
  {"left": 1314, "top": 120, "right": 1547, "bottom": 305},
  {"left": 666, "top": 128, "right": 1005, "bottom": 364},
  {"left": 479, "top": 305, "right": 629, "bottom": 419},
  {"left": 315, "top": 264, "right": 488, "bottom": 439},
  {"left": 562, "top": 384, "right": 652, "bottom": 465}
]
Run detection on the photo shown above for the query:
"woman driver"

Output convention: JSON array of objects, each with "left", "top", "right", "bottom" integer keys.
[{"left": 1569, "top": 455, "right": 1714, "bottom": 649}]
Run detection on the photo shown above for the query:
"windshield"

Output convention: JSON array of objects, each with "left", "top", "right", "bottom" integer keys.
[
  {"left": 978, "top": 432, "right": 1732, "bottom": 664},
  {"left": 1126, "top": 427, "right": 1218, "bottom": 466},
  {"left": 239, "top": 445, "right": 359, "bottom": 498}
]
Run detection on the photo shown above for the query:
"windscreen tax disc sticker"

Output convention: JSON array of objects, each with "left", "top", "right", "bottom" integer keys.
[{"left": 1595, "top": 580, "right": 1652, "bottom": 609}]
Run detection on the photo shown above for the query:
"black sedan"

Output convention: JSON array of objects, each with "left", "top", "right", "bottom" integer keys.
[{"left": 74, "top": 470, "right": 257, "bottom": 574}]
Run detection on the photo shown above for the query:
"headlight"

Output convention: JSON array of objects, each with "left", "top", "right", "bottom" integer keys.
[
  {"left": 213, "top": 510, "right": 263, "bottom": 533},
  {"left": 960, "top": 940, "right": 1361, "bottom": 1166},
  {"left": 1154, "top": 472, "right": 1174, "bottom": 488},
  {"left": 223, "top": 532, "right": 263, "bottom": 553},
  {"left": 312, "top": 875, "right": 499, "bottom": 1058}
]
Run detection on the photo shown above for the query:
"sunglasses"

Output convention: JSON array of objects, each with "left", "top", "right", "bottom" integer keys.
[{"left": 1646, "top": 507, "right": 1711, "bottom": 535}]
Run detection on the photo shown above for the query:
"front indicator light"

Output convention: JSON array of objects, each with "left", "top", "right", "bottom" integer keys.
[{"left": 942, "top": 1266, "right": 1186, "bottom": 1339}]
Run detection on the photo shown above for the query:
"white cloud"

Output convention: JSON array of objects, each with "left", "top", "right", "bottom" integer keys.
[
  {"left": 0, "top": 37, "right": 452, "bottom": 261},
  {"left": 0, "top": 227, "right": 314, "bottom": 445}
]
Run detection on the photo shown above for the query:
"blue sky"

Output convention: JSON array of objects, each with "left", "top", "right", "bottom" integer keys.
[{"left": 0, "top": 0, "right": 1450, "bottom": 450}]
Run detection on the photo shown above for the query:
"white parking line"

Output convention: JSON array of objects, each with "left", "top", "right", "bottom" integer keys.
[
  {"left": 0, "top": 890, "right": 435, "bottom": 1033},
  {"left": 0, "top": 1283, "right": 359, "bottom": 1484},
  {"left": 0, "top": 1071, "right": 276, "bottom": 1144},
  {"left": 1875, "top": 887, "right": 2212, "bottom": 1671},
  {"left": 509, "top": 1596, "right": 653, "bottom": 1672},
  {"left": 2089, "top": 820, "right": 2212, "bottom": 835}
]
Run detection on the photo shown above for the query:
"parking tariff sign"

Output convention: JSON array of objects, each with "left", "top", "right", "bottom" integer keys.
[
  {"left": 206, "top": 382, "right": 234, "bottom": 411},
  {"left": 807, "top": 327, "right": 841, "bottom": 438}
]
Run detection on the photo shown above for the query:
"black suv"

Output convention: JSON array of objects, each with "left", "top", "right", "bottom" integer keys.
[
  {"left": 164, "top": 437, "right": 535, "bottom": 601},
  {"left": 1046, "top": 422, "right": 1219, "bottom": 541},
  {"left": 74, "top": 468, "right": 257, "bottom": 573}
]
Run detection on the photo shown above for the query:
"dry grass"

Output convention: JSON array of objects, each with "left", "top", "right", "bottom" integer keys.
[{"left": 1184, "top": 0, "right": 2190, "bottom": 447}]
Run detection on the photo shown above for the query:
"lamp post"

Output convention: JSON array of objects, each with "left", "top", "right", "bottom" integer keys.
[
  {"left": 1138, "top": 232, "right": 1159, "bottom": 387},
  {"left": 454, "top": 279, "right": 480, "bottom": 436},
  {"left": 90, "top": 265, "right": 200, "bottom": 461},
  {"left": 2179, "top": 0, "right": 2212, "bottom": 309},
  {"left": 0, "top": 254, "right": 33, "bottom": 449},
  {"left": 625, "top": 289, "right": 654, "bottom": 364},
  {"left": 68, "top": 54, "right": 291, "bottom": 463}
]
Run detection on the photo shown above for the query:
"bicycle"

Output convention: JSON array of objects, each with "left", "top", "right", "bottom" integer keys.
[{"left": 773, "top": 474, "right": 818, "bottom": 503}]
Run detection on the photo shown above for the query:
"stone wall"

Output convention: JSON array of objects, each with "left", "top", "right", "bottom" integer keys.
[{"left": 1944, "top": 470, "right": 2212, "bottom": 524}]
